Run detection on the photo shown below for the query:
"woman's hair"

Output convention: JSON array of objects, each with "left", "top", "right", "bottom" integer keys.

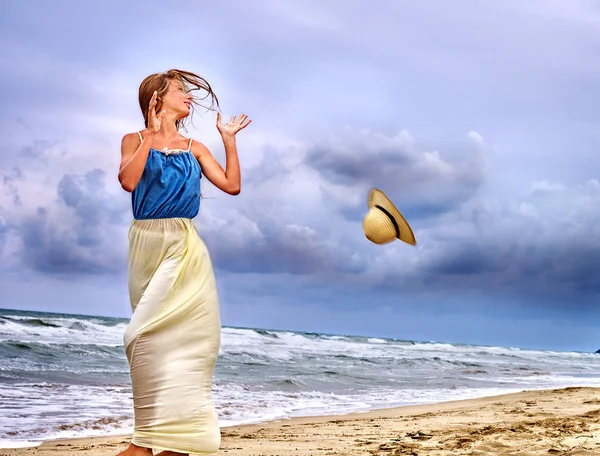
[{"left": 138, "top": 69, "right": 220, "bottom": 130}]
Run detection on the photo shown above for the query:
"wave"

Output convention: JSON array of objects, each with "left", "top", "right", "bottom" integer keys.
[
  {"left": 3, "top": 312, "right": 598, "bottom": 384},
  {"left": 2, "top": 311, "right": 596, "bottom": 363},
  {"left": 0, "top": 317, "right": 60, "bottom": 328},
  {"left": 0, "top": 314, "right": 127, "bottom": 347},
  {"left": 0, "top": 339, "right": 124, "bottom": 356}
]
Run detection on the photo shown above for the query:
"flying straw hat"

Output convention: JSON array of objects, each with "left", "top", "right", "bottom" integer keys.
[{"left": 362, "top": 188, "right": 416, "bottom": 245}]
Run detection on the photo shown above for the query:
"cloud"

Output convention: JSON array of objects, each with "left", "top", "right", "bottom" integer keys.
[
  {"left": 0, "top": 137, "right": 130, "bottom": 277},
  {"left": 15, "top": 169, "right": 129, "bottom": 276},
  {"left": 202, "top": 211, "right": 365, "bottom": 276},
  {"left": 3, "top": 123, "right": 600, "bottom": 315},
  {"left": 530, "top": 180, "right": 567, "bottom": 196},
  {"left": 304, "top": 128, "right": 487, "bottom": 221},
  {"left": 57, "top": 169, "right": 124, "bottom": 227},
  {"left": 371, "top": 179, "right": 600, "bottom": 306},
  {"left": 193, "top": 124, "right": 600, "bottom": 312},
  {"left": 2, "top": 166, "right": 23, "bottom": 207}
]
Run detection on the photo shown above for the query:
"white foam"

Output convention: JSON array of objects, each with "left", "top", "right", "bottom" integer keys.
[
  {"left": 0, "top": 440, "right": 42, "bottom": 449},
  {"left": 0, "top": 315, "right": 126, "bottom": 346},
  {"left": 367, "top": 338, "right": 387, "bottom": 344}
]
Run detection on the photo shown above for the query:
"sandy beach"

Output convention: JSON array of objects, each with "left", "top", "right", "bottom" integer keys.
[{"left": 2, "top": 386, "right": 600, "bottom": 455}]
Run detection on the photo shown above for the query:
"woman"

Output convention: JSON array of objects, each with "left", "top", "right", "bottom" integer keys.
[{"left": 117, "top": 69, "right": 251, "bottom": 456}]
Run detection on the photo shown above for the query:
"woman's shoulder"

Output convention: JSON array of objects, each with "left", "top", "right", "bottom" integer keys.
[
  {"left": 188, "top": 138, "right": 211, "bottom": 154},
  {"left": 187, "top": 137, "right": 202, "bottom": 157},
  {"left": 121, "top": 130, "right": 144, "bottom": 146}
]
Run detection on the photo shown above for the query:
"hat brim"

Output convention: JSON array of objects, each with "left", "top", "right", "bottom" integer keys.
[{"left": 368, "top": 188, "right": 416, "bottom": 245}]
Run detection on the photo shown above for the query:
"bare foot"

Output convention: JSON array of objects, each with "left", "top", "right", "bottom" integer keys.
[
  {"left": 155, "top": 452, "right": 188, "bottom": 456},
  {"left": 116, "top": 443, "right": 153, "bottom": 456}
]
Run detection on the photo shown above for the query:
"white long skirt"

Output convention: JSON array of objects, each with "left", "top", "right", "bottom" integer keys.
[{"left": 123, "top": 217, "right": 221, "bottom": 455}]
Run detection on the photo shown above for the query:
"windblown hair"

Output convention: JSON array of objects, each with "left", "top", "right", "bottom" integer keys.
[{"left": 138, "top": 69, "right": 220, "bottom": 130}]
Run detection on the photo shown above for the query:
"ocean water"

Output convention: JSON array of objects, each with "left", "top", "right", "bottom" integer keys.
[{"left": 2, "top": 308, "right": 600, "bottom": 448}]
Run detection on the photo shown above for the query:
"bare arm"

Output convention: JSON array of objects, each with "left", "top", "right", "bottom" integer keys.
[
  {"left": 118, "top": 131, "right": 155, "bottom": 192},
  {"left": 192, "top": 134, "right": 241, "bottom": 195},
  {"left": 118, "top": 91, "right": 164, "bottom": 193},
  {"left": 193, "top": 112, "right": 252, "bottom": 196}
]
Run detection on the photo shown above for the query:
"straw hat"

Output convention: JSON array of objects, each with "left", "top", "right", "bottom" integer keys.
[{"left": 362, "top": 188, "right": 416, "bottom": 245}]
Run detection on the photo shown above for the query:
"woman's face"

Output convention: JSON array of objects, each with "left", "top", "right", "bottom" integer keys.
[{"left": 160, "top": 79, "right": 192, "bottom": 119}]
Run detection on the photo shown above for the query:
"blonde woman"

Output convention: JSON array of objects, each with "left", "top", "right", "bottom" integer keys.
[{"left": 117, "top": 69, "right": 251, "bottom": 456}]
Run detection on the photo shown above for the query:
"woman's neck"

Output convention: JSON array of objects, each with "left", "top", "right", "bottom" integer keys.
[{"left": 158, "top": 114, "right": 180, "bottom": 138}]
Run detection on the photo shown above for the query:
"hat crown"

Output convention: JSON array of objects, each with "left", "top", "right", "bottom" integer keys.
[{"left": 363, "top": 208, "right": 397, "bottom": 244}]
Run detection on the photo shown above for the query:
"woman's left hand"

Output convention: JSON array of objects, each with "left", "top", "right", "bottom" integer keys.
[{"left": 217, "top": 113, "right": 252, "bottom": 137}]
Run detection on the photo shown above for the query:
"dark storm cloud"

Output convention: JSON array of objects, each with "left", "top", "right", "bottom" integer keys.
[
  {"left": 18, "top": 207, "right": 110, "bottom": 275},
  {"left": 196, "top": 128, "right": 600, "bottom": 312},
  {"left": 10, "top": 169, "right": 129, "bottom": 276},
  {"left": 368, "top": 182, "right": 600, "bottom": 308},
  {"left": 418, "top": 240, "right": 600, "bottom": 303},
  {"left": 428, "top": 243, "right": 499, "bottom": 276},
  {"left": 304, "top": 131, "right": 486, "bottom": 220},
  {"left": 241, "top": 146, "right": 291, "bottom": 187},
  {"left": 0, "top": 213, "right": 7, "bottom": 247},
  {"left": 57, "top": 169, "right": 125, "bottom": 226},
  {"left": 202, "top": 216, "right": 366, "bottom": 276},
  {"left": 208, "top": 124, "right": 600, "bottom": 311}
]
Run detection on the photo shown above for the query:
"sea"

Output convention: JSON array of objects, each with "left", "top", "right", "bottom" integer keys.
[{"left": 2, "top": 308, "right": 600, "bottom": 448}]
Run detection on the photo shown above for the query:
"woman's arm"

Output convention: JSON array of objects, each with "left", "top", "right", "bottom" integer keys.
[
  {"left": 118, "top": 130, "right": 154, "bottom": 192},
  {"left": 192, "top": 113, "right": 251, "bottom": 196},
  {"left": 192, "top": 134, "right": 241, "bottom": 195}
]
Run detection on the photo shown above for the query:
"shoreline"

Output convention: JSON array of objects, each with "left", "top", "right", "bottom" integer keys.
[
  {"left": 0, "top": 387, "right": 539, "bottom": 449},
  {"left": 3, "top": 386, "right": 600, "bottom": 455}
]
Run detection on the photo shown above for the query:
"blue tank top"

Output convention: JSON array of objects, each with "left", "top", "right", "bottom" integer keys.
[{"left": 131, "top": 133, "right": 201, "bottom": 220}]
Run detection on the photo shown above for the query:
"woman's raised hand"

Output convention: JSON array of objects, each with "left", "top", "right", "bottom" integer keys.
[
  {"left": 216, "top": 113, "right": 252, "bottom": 137},
  {"left": 147, "top": 91, "right": 166, "bottom": 134}
]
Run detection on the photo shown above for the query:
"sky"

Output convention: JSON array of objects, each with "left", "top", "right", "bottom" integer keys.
[{"left": 2, "top": 0, "right": 600, "bottom": 351}]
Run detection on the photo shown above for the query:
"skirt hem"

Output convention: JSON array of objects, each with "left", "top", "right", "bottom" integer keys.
[{"left": 131, "top": 436, "right": 219, "bottom": 455}]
